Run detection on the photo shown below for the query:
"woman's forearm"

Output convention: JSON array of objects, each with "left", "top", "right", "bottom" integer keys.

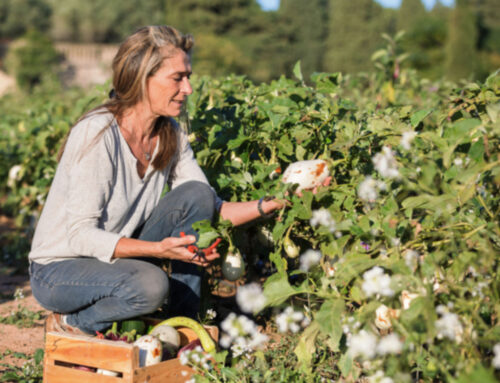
[
  {"left": 112, "top": 237, "right": 162, "bottom": 259},
  {"left": 219, "top": 199, "right": 284, "bottom": 226}
]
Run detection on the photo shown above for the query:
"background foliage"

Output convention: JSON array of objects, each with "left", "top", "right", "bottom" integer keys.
[
  {"left": 0, "top": 31, "right": 499, "bottom": 380},
  {"left": 0, "top": 0, "right": 499, "bottom": 84}
]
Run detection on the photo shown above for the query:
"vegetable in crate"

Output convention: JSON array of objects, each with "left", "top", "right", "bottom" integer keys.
[
  {"left": 282, "top": 159, "right": 329, "bottom": 192},
  {"left": 134, "top": 335, "right": 163, "bottom": 367},
  {"left": 150, "top": 324, "right": 181, "bottom": 355},
  {"left": 149, "top": 316, "right": 216, "bottom": 353}
]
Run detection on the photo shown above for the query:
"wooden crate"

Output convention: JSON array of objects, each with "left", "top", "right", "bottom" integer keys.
[{"left": 43, "top": 321, "right": 218, "bottom": 383}]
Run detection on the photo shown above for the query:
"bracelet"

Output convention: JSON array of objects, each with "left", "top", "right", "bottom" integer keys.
[{"left": 257, "top": 196, "right": 276, "bottom": 219}]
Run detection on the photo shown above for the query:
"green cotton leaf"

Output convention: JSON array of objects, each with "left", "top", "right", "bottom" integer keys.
[
  {"left": 192, "top": 219, "right": 219, "bottom": 248},
  {"left": 486, "top": 102, "right": 500, "bottom": 123},
  {"left": 338, "top": 352, "right": 353, "bottom": 378},
  {"left": 33, "top": 348, "right": 44, "bottom": 364},
  {"left": 277, "top": 135, "right": 294, "bottom": 156},
  {"left": 410, "top": 109, "right": 433, "bottom": 128},
  {"left": 402, "top": 194, "right": 456, "bottom": 210},
  {"left": 293, "top": 60, "right": 303, "bottom": 82},
  {"left": 444, "top": 118, "right": 481, "bottom": 142},
  {"left": 269, "top": 249, "right": 288, "bottom": 276},
  {"left": 294, "top": 320, "right": 320, "bottom": 374},
  {"left": 334, "top": 254, "right": 378, "bottom": 287},
  {"left": 456, "top": 365, "right": 498, "bottom": 383},
  {"left": 262, "top": 272, "right": 308, "bottom": 307},
  {"left": 197, "top": 231, "right": 220, "bottom": 249},
  {"left": 315, "top": 299, "right": 345, "bottom": 351},
  {"left": 227, "top": 134, "right": 248, "bottom": 150},
  {"left": 296, "top": 145, "right": 307, "bottom": 161}
]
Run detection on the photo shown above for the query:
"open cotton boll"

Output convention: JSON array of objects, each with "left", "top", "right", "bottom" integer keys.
[{"left": 282, "top": 160, "right": 329, "bottom": 192}]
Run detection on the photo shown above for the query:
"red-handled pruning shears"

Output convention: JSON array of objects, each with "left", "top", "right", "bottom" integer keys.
[{"left": 180, "top": 232, "right": 222, "bottom": 262}]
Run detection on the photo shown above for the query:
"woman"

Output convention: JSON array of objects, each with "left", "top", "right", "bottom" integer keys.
[{"left": 29, "top": 26, "right": 284, "bottom": 335}]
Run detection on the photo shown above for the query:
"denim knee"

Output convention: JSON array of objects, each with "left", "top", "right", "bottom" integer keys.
[
  {"left": 124, "top": 264, "right": 169, "bottom": 313},
  {"left": 177, "top": 181, "right": 215, "bottom": 218}
]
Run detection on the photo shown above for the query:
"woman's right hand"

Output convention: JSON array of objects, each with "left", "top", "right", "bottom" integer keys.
[{"left": 156, "top": 235, "right": 220, "bottom": 267}]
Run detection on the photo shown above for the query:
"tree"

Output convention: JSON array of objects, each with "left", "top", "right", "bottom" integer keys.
[
  {"left": 445, "top": 0, "right": 479, "bottom": 81},
  {"left": 48, "top": 0, "right": 165, "bottom": 43},
  {"left": 0, "top": 0, "right": 52, "bottom": 39},
  {"left": 323, "top": 0, "right": 387, "bottom": 74},
  {"left": 278, "top": 0, "right": 327, "bottom": 80},
  {"left": 396, "top": 0, "right": 427, "bottom": 34},
  {"left": 398, "top": 0, "right": 449, "bottom": 79},
  {"left": 165, "top": 0, "right": 273, "bottom": 81},
  {"left": 5, "top": 29, "right": 60, "bottom": 89}
]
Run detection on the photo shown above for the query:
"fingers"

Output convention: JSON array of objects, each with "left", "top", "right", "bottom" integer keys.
[
  {"left": 189, "top": 251, "right": 220, "bottom": 267},
  {"left": 322, "top": 176, "right": 332, "bottom": 186},
  {"left": 172, "top": 235, "right": 196, "bottom": 246}
]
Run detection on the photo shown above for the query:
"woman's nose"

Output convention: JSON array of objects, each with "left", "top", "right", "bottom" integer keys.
[{"left": 181, "top": 77, "right": 192, "bottom": 96}]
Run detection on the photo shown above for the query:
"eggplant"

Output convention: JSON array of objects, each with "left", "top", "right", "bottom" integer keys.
[
  {"left": 282, "top": 159, "right": 329, "bottom": 192},
  {"left": 134, "top": 335, "right": 163, "bottom": 367}
]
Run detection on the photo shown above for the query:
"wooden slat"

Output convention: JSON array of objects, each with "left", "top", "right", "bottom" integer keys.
[
  {"left": 45, "top": 332, "right": 134, "bottom": 373},
  {"left": 132, "top": 358, "right": 194, "bottom": 383},
  {"left": 44, "top": 364, "right": 124, "bottom": 383},
  {"left": 43, "top": 321, "right": 219, "bottom": 382}
]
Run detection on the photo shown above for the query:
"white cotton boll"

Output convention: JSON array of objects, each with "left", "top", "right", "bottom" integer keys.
[
  {"left": 236, "top": 283, "right": 267, "bottom": 314},
  {"left": 400, "top": 290, "right": 419, "bottom": 310},
  {"left": 205, "top": 308, "right": 217, "bottom": 320},
  {"left": 374, "top": 305, "right": 400, "bottom": 330},
  {"left": 7, "top": 165, "right": 22, "bottom": 188},
  {"left": 348, "top": 330, "right": 378, "bottom": 360},
  {"left": 362, "top": 267, "right": 394, "bottom": 297},
  {"left": 404, "top": 250, "right": 419, "bottom": 270},
  {"left": 435, "top": 310, "right": 463, "bottom": 343},
  {"left": 493, "top": 344, "right": 500, "bottom": 369},
  {"left": 401, "top": 131, "right": 417, "bottom": 150},
  {"left": 275, "top": 307, "right": 308, "bottom": 333},
  {"left": 377, "top": 333, "right": 403, "bottom": 355},
  {"left": 372, "top": 146, "right": 400, "bottom": 179},
  {"left": 299, "top": 249, "right": 322, "bottom": 272},
  {"left": 358, "top": 177, "right": 379, "bottom": 202},
  {"left": 310, "top": 209, "right": 336, "bottom": 232},
  {"left": 368, "top": 370, "right": 394, "bottom": 383}
]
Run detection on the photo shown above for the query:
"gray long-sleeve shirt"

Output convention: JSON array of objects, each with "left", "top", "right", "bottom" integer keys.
[{"left": 29, "top": 110, "right": 221, "bottom": 265}]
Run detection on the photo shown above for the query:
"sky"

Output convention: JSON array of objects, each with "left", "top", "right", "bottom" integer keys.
[{"left": 257, "top": 0, "right": 455, "bottom": 11}]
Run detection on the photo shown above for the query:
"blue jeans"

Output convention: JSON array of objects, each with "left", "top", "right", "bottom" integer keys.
[{"left": 29, "top": 181, "right": 215, "bottom": 334}]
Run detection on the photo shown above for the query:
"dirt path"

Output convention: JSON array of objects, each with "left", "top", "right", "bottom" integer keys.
[{"left": 0, "top": 274, "right": 48, "bottom": 370}]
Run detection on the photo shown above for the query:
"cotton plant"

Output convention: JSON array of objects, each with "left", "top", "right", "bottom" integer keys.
[
  {"left": 358, "top": 176, "right": 386, "bottom": 203},
  {"left": 372, "top": 146, "right": 400, "bottom": 179},
  {"left": 275, "top": 306, "right": 311, "bottom": 333},
  {"left": 400, "top": 130, "right": 417, "bottom": 151},
  {"left": 362, "top": 267, "right": 395, "bottom": 298},
  {"left": 435, "top": 305, "right": 463, "bottom": 344},
  {"left": 310, "top": 208, "right": 336, "bottom": 233},
  {"left": 219, "top": 313, "right": 268, "bottom": 358},
  {"left": 299, "top": 249, "right": 322, "bottom": 272},
  {"left": 236, "top": 283, "right": 266, "bottom": 314},
  {"left": 348, "top": 330, "right": 403, "bottom": 360},
  {"left": 179, "top": 345, "right": 213, "bottom": 371},
  {"left": 492, "top": 344, "right": 500, "bottom": 369}
]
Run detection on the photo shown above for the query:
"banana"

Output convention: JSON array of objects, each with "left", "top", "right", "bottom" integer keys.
[{"left": 149, "top": 316, "right": 216, "bottom": 353}]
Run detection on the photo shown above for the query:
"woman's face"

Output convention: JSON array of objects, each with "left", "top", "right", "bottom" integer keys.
[{"left": 146, "top": 48, "right": 192, "bottom": 117}]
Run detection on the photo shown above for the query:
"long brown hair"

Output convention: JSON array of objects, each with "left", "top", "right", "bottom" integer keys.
[{"left": 58, "top": 25, "right": 194, "bottom": 170}]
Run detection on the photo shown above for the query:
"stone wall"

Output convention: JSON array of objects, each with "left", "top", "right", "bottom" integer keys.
[{"left": 56, "top": 43, "right": 119, "bottom": 88}]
